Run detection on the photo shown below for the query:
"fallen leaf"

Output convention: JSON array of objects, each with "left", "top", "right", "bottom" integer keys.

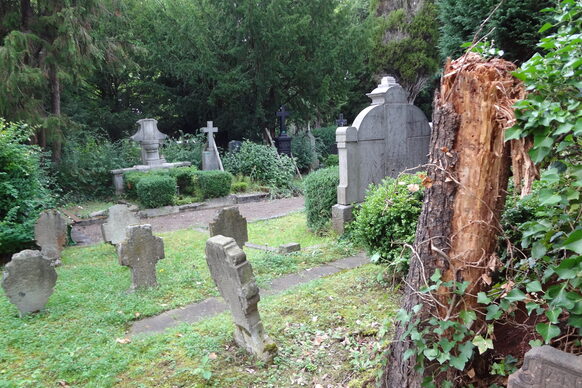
[
  {"left": 407, "top": 183, "right": 420, "bottom": 192},
  {"left": 134, "top": 312, "right": 140, "bottom": 318},
  {"left": 116, "top": 338, "right": 131, "bottom": 344},
  {"left": 481, "top": 273, "right": 492, "bottom": 285},
  {"left": 440, "top": 146, "right": 449, "bottom": 153},
  {"left": 467, "top": 368, "right": 476, "bottom": 378},
  {"left": 58, "top": 381, "right": 70, "bottom": 387},
  {"left": 246, "top": 368, "right": 255, "bottom": 374},
  {"left": 421, "top": 176, "right": 433, "bottom": 189},
  {"left": 209, "top": 352, "right": 217, "bottom": 360}
]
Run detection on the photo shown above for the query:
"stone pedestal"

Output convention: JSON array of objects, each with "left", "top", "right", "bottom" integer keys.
[
  {"left": 331, "top": 204, "right": 354, "bottom": 234},
  {"left": 202, "top": 150, "right": 221, "bottom": 171},
  {"left": 508, "top": 345, "right": 582, "bottom": 387}
]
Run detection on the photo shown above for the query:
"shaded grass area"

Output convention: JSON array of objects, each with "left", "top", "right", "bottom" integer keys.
[{"left": 0, "top": 213, "right": 382, "bottom": 387}]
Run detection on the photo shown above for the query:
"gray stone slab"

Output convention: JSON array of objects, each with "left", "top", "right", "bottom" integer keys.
[
  {"left": 508, "top": 345, "right": 582, "bottom": 388},
  {"left": 138, "top": 206, "right": 180, "bottom": 218},
  {"left": 278, "top": 242, "right": 301, "bottom": 254},
  {"left": 206, "top": 235, "right": 276, "bottom": 361},
  {"left": 117, "top": 225, "right": 164, "bottom": 291},
  {"left": 208, "top": 207, "right": 248, "bottom": 248},
  {"left": 2, "top": 250, "right": 57, "bottom": 316},
  {"left": 34, "top": 210, "right": 68, "bottom": 264},
  {"left": 101, "top": 204, "right": 140, "bottom": 245},
  {"left": 129, "top": 253, "right": 368, "bottom": 337},
  {"left": 244, "top": 242, "right": 278, "bottom": 252},
  {"left": 233, "top": 193, "right": 269, "bottom": 204}
]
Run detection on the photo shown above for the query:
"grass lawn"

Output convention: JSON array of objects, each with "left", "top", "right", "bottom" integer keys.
[{"left": 0, "top": 213, "right": 397, "bottom": 387}]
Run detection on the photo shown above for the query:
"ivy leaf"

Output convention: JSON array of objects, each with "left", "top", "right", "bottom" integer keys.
[
  {"left": 526, "top": 280, "right": 543, "bottom": 293},
  {"left": 535, "top": 323, "right": 560, "bottom": 343},
  {"left": 486, "top": 304, "right": 502, "bottom": 320},
  {"left": 568, "top": 315, "right": 582, "bottom": 329},
  {"left": 545, "top": 307, "right": 561, "bottom": 323},
  {"left": 477, "top": 292, "right": 491, "bottom": 304},
  {"left": 459, "top": 310, "right": 477, "bottom": 328},
  {"left": 403, "top": 348, "right": 416, "bottom": 361},
  {"left": 531, "top": 242, "right": 547, "bottom": 259},
  {"left": 561, "top": 230, "right": 582, "bottom": 254},
  {"left": 504, "top": 126, "right": 522, "bottom": 141},
  {"left": 472, "top": 335, "right": 493, "bottom": 354},
  {"left": 423, "top": 348, "right": 439, "bottom": 361},
  {"left": 505, "top": 289, "right": 526, "bottom": 302},
  {"left": 430, "top": 269, "right": 442, "bottom": 283},
  {"left": 554, "top": 256, "right": 581, "bottom": 279},
  {"left": 538, "top": 188, "right": 562, "bottom": 205}
]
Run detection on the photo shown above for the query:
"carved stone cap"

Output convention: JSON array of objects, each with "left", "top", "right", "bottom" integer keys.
[
  {"left": 131, "top": 118, "right": 167, "bottom": 142},
  {"left": 366, "top": 76, "right": 408, "bottom": 105}
]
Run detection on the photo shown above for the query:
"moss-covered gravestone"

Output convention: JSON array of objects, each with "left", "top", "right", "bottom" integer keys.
[
  {"left": 2, "top": 250, "right": 57, "bottom": 316},
  {"left": 117, "top": 225, "right": 164, "bottom": 291},
  {"left": 205, "top": 235, "right": 276, "bottom": 361},
  {"left": 208, "top": 207, "right": 248, "bottom": 249},
  {"left": 34, "top": 210, "right": 68, "bottom": 265}
]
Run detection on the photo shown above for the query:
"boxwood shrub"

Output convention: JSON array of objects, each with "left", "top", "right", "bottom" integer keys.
[
  {"left": 170, "top": 166, "right": 198, "bottom": 195},
  {"left": 349, "top": 173, "right": 424, "bottom": 268},
  {"left": 136, "top": 175, "right": 177, "bottom": 208},
  {"left": 192, "top": 170, "right": 232, "bottom": 199},
  {"left": 303, "top": 166, "right": 339, "bottom": 233}
]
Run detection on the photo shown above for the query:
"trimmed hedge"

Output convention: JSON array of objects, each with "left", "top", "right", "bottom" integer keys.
[
  {"left": 303, "top": 166, "right": 339, "bottom": 232},
  {"left": 136, "top": 175, "right": 177, "bottom": 208},
  {"left": 170, "top": 166, "right": 198, "bottom": 195},
  {"left": 192, "top": 170, "right": 232, "bottom": 199}
]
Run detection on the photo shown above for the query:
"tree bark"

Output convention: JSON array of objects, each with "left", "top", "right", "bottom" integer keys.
[
  {"left": 381, "top": 53, "right": 525, "bottom": 387},
  {"left": 20, "top": 0, "right": 33, "bottom": 32}
]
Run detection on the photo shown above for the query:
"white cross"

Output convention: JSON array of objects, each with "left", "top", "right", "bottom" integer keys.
[{"left": 202, "top": 121, "right": 218, "bottom": 151}]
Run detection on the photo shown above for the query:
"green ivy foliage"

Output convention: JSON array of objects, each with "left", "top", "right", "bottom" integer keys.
[
  {"left": 349, "top": 173, "right": 424, "bottom": 270},
  {"left": 0, "top": 120, "right": 54, "bottom": 255},
  {"left": 223, "top": 141, "right": 295, "bottom": 189},
  {"left": 136, "top": 175, "right": 177, "bottom": 209},
  {"left": 291, "top": 133, "right": 317, "bottom": 171},
  {"left": 303, "top": 166, "right": 339, "bottom": 233}
]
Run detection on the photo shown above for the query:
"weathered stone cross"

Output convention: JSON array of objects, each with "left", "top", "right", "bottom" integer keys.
[
  {"left": 202, "top": 121, "right": 218, "bottom": 152},
  {"left": 117, "top": 225, "right": 165, "bottom": 291},
  {"left": 336, "top": 113, "right": 348, "bottom": 126},
  {"left": 276, "top": 105, "right": 291, "bottom": 135}
]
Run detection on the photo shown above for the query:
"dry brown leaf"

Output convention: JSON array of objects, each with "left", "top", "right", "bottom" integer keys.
[
  {"left": 467, "top": 368, "right": 476, "bottom": 378},
  {"left": 209, "top": 352, "right": 217, "bottom": 360},
  {"left": 116, "top": 338, "right": 131, "bottom": 344},
  {"left": 481, "top": 273, "right": 492, "bottom": 285}
]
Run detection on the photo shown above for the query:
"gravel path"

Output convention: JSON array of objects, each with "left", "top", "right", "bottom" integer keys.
[{"left": 72, "top": 196, "right": 305, "bottom": 245}]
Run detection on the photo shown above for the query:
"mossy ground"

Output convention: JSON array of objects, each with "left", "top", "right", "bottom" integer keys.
[{"left": 0, "top": 213, "right": 397, "bottom": 387}]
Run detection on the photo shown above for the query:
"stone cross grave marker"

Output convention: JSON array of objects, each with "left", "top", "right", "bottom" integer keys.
[
  {"left": 276, "top": 106, "right": 292, "bottom": 156},
  {"left": 208, "top": 207, "right": 248, "bottom": 249},
  {"left": 2, "top": 250, "right": 57, "bottom": 316},
  {"left": 205, "top": 235, "right": 277, "bottom": 361},
  {"left": 101, "top": 204, "right": 140, "bottom": 245},
  {"left": 336, "top": 113, "right": 348, "bottom": 126},
  {"left": 117, "top": 225, "right": 164, "bottom": 291},
  {"left": 201, "top": 121, "right": 223, "bottom": 171},
  {"left": 34, "top": 210, "right": 68, "bottom": 265},
  {"left": 131, "top": 118, "right": 167, "bottom": 166},
  {"left": 508, "top": 345, "right": 582, "bottom": 387}
]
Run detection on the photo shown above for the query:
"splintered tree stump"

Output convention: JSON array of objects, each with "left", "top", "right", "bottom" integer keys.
[{"left": 381, "top": 53, "right": 526, "bottom": 387}]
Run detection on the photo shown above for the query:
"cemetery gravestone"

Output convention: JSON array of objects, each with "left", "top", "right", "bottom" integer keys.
[
  {"left": 2, "top": 250, "right": 57, "bottom": 316},
  {"left": 34, "top": 210, "right": 68, "bottom": 265},
  {"left": 508, "top": 345, "right": 582, "bottom": 387},
  {"left": 101, "top": 204, "right": 140, "bottom": 245},
  {"left": 206, "top": 235, "right": 277, "bottom": 361},
  {"left": 332, "top": 76, "right": 431, "bottom": 233},
  {"left": 202, "top": 121, "right": 223, "bottom": 171},
  {"left": 117, "top": 225, "right": 165, "bottom": 291},
  {"left": 208, "top": 207, "right": 248, "bottom": 249},
  {"left": 131, "top": 118, "right": 167, "bottom": 166}
]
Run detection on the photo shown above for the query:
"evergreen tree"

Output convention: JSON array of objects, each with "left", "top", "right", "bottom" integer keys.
[{"left": 438, "top": 0, "right": 553, "bottom": 63}]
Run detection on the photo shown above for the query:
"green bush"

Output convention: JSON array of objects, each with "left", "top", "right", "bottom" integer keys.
[
  {"left": 223, "top": 141, "right": 295, "bottom": 189},
  {"left": 291, "top": 133, "right": 316, "bottom": 171},
  {"left": 349, "top": 173, "right": 424, "bottom": 268},
  {"left": 191, "top": 170, "right": 232, "bottom": 199},
  {"left": 170, "top": 166, "right": 199, "bottom": 195},
  {"left": 231, "top": 182, "right": 248, "bottom": 193},
  {"left": 303, "top": 166, "right": 339, "bottom": 232},
  {"left": 324, "top": 154, "right": 339, "bottom": 167},
  {"left": 124, "top": 171, "right": 148, "bottom": 198},
  {"left": 0, "top": 120, "right": 54, "bottom": 255},
  {"left": 161, "top": 132, "right": 205, "bottom": 168},
  {"left": 56, "top": 131, "right": 140, "bottom": 200},
  {"left": 136, "top": 175, "right": 177, "bottom": 208},
  {"left": 311, "top": 126, "right": 336, "bottom": 157}
]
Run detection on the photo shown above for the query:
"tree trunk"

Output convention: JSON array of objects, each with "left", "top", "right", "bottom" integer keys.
[
  {"left": 20, "top": 0, "right": 33, "bottom": 32},
  {"left": 48, "top": 64, "right": 62, "bottom": 162},
  {"left": 381, "top": 53, "right": 525, "bottom": 387}
]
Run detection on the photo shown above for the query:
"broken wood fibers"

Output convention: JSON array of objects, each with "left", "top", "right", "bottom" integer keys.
[{"left": 382, "top": 53, "right": 535, "bottom": 388}]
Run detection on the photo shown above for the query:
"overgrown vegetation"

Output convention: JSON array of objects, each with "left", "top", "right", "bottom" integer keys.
[
  {"left": 303, "top": 166, "right": 339, "bottom": 232},
  {"left": 0, "top": 120, "right": 54, "bottom": 256},
  {"left": 349, "top": 173, "right": 424, "bottom": 271}
]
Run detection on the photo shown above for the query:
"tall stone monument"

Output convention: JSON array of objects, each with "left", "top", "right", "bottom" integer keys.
[
  {"left": 34, "top": 210, "right": 69, "bottom": 265},
  {"left": 208, "top": 207, "right": 248, "bottom": 249},
  {"left": 117, "top": 225, "right": 165, "bottom": 291},
  {"left": 2, "top": 250, "right": 57, "bottom": 316},
  {"left": 201, "top": 121, "right": 223, "bottom": 171},
  {"left": 131, "top": 118, "right": 167, "bottom": 166},
  {"left": 331, "top": 76, "right": 431, "bottom": 233},
  {"left": 205, "top": 235, "right": 277, "bottom": 361},
  {"left": 101, "top": 204, "right": 140, "bottom": 245}
]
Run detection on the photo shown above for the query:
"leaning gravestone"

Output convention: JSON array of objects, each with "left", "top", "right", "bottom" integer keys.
[
  {"left": 34, "top": 210, "right": 68, "bottom": 265},
  {"left": 101, "top": 204, "right": 140, "bottom": 245},
  {"left": 508, "top": 345, "right": 582, "bottom": 387},
  {"left": 117, "top": 225, "right": 164, "bottom": 291},
  {"left": 2, "top": 250, "right": 57, "bottom": 316},
  {"left": 331, "top": 76, "right": 431, "bottom": 233},
  {"left": 206, "top": 235, "right": 277, "bottom": 361},
  {"left": 208, "top": 207, "right": 248, "bottom": 249}
]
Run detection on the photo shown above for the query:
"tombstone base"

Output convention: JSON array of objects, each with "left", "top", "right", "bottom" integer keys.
[
  {"left": 202, "top": 151, "right": 220, "bottom": 171},
  {"left": 234, "top": 322, "right": 277, "bottom": 362},
  {"left": 331, "top": 204, "right": 354, "bottom": 234}
]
